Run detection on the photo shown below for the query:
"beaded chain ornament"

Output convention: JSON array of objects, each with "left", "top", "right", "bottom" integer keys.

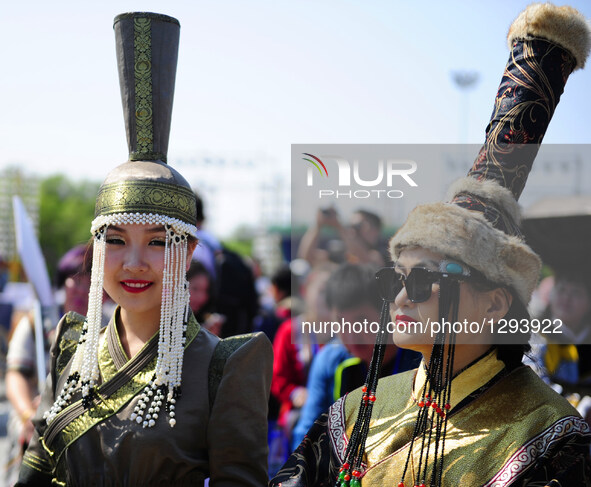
[
  {"left": 44, "top": 212, "right": 197, "bottom": 429},
  {"left": 335, "top": 277, "right": 460, "bottom": 487},
  {"left": 397, "top": 278, "right": 459, "bottom": 487},
  {"left": 336, "top": 299, "right": 389, "bottom": 487}
]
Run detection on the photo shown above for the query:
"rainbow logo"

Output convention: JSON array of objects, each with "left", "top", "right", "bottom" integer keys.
[{"left": 302, "top": 153, "right": 328, "bottom": 177}]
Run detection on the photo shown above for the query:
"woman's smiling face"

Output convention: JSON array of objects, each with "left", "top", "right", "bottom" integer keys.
[{"left": 102, "top": 224, "right": 169, "bottom": 325}]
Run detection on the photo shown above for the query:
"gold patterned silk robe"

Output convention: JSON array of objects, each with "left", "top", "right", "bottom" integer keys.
[{"left": 272, "top": 349, "right": 591, "bottom": 486}]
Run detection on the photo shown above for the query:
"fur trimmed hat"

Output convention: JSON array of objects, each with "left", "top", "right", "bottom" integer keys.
[{"left": 391, "top": 3, "right": 590, "bottom": 304}]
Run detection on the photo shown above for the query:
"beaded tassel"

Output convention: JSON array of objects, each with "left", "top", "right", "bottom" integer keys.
[
  {"left": 132, "top": 224, "right": 190, "bottom": 428},
  {"left": 80, "top": 229, "right": 107, "bottom": 404},
  {"left": 45, "top": 212, "right": 196, "bottom": 428},
  {"left": 398, "top": 277, "right": 459, "bottom": 487},
  {"left": 336, "top": 300, "right": 389, "bottom": 486},
  {"left": 44, "top": 228, "right": 107, "bottom": 424}
]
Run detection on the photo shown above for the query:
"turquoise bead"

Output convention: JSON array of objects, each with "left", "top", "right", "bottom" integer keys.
[{"left": 445, "top": 262, "right": 463, "bottom": 274}]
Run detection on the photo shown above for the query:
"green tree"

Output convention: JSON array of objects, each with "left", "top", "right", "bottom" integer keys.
[{"left": 39, "top": 175, "right": 100, "bottom": 282}]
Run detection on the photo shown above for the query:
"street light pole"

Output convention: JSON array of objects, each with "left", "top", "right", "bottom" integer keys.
[{"left": 451, "top": 70, "right": 480, "bottom": 144}]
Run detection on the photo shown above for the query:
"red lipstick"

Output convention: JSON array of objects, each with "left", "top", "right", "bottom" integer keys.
[
  {"left": 121, "top": 280, "right": 153, "bottom": 293},
  {"left": 395, "top": 314, "right": 416, "bottom": 323}
]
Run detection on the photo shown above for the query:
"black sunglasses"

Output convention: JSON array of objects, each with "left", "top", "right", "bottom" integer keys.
[{"left": 375, "top": 263, "right": 475, "bottom": 303}]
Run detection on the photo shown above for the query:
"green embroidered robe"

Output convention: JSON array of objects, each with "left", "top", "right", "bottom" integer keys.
[{"left": 18, "top": 310, "right": 273, "bottom": 486}]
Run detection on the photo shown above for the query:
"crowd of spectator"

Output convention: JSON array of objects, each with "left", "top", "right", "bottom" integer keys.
[{"left": 2, "top": 199, "right": 591, "bottom": 483}]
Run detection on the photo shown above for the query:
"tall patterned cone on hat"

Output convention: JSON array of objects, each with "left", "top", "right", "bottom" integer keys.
[
  {"left": 393, "top": 3, "right": 591, "bottom": 305},
  {"left": 96, "top": 12, "right": 196, "bottom": 225},
  {"left": 336, "top": 4, "right": 591, "bottom": 487},
  {"left": 44, "top": 13, "right": 197, "bottom": 429},
  {"left": 115, "top": 12, "right": 178, "bottom": 163},
  {"left": 452, "top": 3, "right": 591, "bottom": 236}
]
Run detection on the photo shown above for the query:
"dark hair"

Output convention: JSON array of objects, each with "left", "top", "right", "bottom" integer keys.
[
  {"left": 194, "top": 191, "right": 205, "bottom": 224},
  {"left": 495, "top": 296, "right": 531, "bottom": 371},
  {"left": 187, "top": 260, "right": 211, "bottom": 282},
  {"left": 187, "top": 234, "right": 199, "bottom": 247},
  {"left": 186, "top": 260, "right": 215, "bottom": 321},
  {"left": 271, "top": 265, "right": 292, "bottom": 298},
  {"left": 56, "top": 243, "right": 93, "bottom": 288},
  {"left": 355, "top": 209, "right": 382, "bottom": 230},
  {"left": 466, "top": 276, "right": 530, "bottom": 370},
  {"left": 540, "top": 271, "right": 591, "bottom": 328},
  {"left": 325, "top": 263, "right": 382, "bottom": 312},
  {"left": 554, "top": 269, "right": 591, "bottom": 298}
]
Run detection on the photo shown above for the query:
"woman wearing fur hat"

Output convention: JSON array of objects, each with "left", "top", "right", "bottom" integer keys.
[
  {"left": 17, "top": 13, "right": 272, "bottom": 487},
  {"left": 271, "top": 4, "right": 591, "bottom": 487}
]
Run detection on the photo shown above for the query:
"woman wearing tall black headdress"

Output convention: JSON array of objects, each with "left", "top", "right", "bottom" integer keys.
[
  {"left": 271, "top": 4, "right": 591, "bottom": 487},
  {"left": 17, "top": 13, "right": 272, "bottom": 487}
]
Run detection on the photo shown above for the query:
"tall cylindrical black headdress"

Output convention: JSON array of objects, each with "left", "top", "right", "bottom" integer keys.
[
  {"left": 95, "top": 12, "right": 196, "bottom": 228},
  {"left": 393, "top": 3, "right": 590, "bottom": 305},
  {"left": 45, "top": 13, "right": 197, "bottom": 430},
  {"left": 115, "top": 12, "right": 179, "bottom": 164}
]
